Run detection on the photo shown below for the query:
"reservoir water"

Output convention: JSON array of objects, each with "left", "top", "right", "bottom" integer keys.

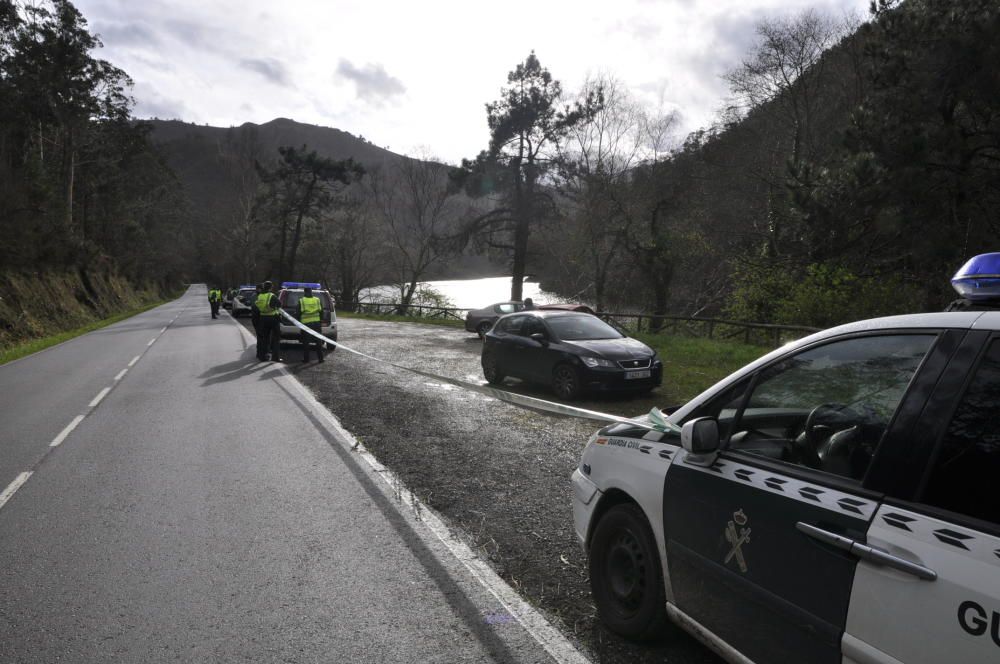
[{"left": 360, "top": 277, "right": 568, "bottom": 309}]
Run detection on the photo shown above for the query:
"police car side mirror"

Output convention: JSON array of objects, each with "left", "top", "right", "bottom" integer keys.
[
  {"left": 682, "top": 417, "right": 720, "bottom": 467},
  {"left": 530, "top": 332, "right": 548, "bottom": 346}
]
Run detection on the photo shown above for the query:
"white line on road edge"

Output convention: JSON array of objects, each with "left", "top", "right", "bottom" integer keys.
[
  {"left": 50, "top": 415, "right": 86, "bottom": 447},
  {"left": 89, "top": 387, "right": 111, "bottom": 408},
  {"left": 229, "top": 317, "right": 591, "bottom": 662},
  {"left": 0, "top": 472, "right": 33, "bottom": 510},
  {"left": 147, "top": 338, "right": 156, "bottom": 347},
  {"left": 285, "top": 368, "right": 591, "bottom": 664},
  {"left": 114, "top": 368, "right": 128, "bottom": 381},
  {"left": 160, "top": 327, "right": 167, "bottom": 333},
  {"left": 128, "top": 355, "right": 140, "bottom": 367},
  {"left": 231, "top": 316, "right": 592, "bottom": 663}
]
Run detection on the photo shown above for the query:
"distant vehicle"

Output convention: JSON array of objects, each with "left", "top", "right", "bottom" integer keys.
[
  {"left": 277, "top": 282, "right": 337, "bottom": 350},
  {"left": 465, "top": 301, "right": 526, "bottom": 338},
  {"left": 231, "top": 286, "right": 257, "bottom": 318},
  {"left": 573, "top": 287, "right": 1000, "bottom": 661},
  {"left": 222, "top": 288, "right": 236, "bottom": 309},
  {"left": 481, "top": 310, "right": 661, "bottom": 400}
]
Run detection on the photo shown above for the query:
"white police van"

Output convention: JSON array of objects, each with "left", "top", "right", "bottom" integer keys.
[{"left": 573, "top": 254, "right": 1000, "bottom": 663}]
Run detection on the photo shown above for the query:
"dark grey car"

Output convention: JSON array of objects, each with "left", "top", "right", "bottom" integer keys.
[{"left": 464, "top": 301, "right": 525, "bottom": 338}]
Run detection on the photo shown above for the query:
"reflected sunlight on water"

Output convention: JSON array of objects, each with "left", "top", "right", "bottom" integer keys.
[{"left": 361, "top": 276, "right": 569, "bottom": 309}]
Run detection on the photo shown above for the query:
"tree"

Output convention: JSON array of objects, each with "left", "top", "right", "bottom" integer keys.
[
  {"left": 216, "top": 126, "right": 265, "bottom": 283},
  {"left": 454, "top": 52, "right": 602, "bottom": 301},
  {"left": 556, "top": 75, "right": 675, "bottom": 310},
  {"left": 365, "top": 155, "right": 459, "bottom": 312},
  {"left": 260, "top": 145, "right": 363, "bottom": 281},
  {"left": 724, "top": 10, "right": 846, "bottom": 257}
]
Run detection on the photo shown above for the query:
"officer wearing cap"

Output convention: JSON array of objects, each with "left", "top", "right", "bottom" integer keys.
[
  {"left": 255, "top": 281, "right": 283, "bottom": 362},
  {"left": 298, "top": 286, "right": 324, "bottom": 363}
]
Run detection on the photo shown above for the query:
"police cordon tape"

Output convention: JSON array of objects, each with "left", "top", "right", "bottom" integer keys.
[{"left": 278, "top": 310, "right": 679, "bottom": 434}]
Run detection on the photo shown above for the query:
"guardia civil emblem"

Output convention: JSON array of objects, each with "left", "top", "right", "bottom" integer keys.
[{"left": 724, "top": 509, "right": 751, "bottom": 573}]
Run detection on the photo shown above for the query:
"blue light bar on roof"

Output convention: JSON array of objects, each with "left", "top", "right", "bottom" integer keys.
[
  {"left": 281, "top": 281, "right": 322, "bottom": 289},
  {"left": 951, "top": 253, "right": 1000, "bottom": 301}
]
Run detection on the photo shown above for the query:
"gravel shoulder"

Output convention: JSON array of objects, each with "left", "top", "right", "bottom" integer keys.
[{"left": 271, "top": 317, "right": 722, "bottom": 664}]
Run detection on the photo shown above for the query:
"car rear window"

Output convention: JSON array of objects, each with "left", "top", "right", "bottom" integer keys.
[
  {"left": 547, "top": 315, "right": 623, "bottom": 340},
  {"left": 283, "top": 291, "right": 332, "bottom": 311}
]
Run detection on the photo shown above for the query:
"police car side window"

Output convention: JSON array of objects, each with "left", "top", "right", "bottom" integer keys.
[
  {"left": 728, "top": 335, "right": 935, "bottom": 481},
  {"left": 921, "top": 339, "right": 1000, "bottom": 526}
]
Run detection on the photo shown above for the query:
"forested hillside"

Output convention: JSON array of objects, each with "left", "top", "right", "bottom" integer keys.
[
  {"left": 2, "top": 0, "right": 997, "bottom": 339},
  {"left": 528, "top": 0, "right": 1000, "bottom": 324}
]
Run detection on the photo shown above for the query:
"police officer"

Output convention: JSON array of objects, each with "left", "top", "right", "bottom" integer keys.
[
  {"left": 250, "top": 283, "right": 263, "bottom": 338},
  {"left": 298, "top": 286, "right": 324, "bottom": 363},
  {"left": 255, "top": 281, "right": 283, "bottom": 362},
  {"left": 208, "top": 286, "right": 221, "bottom": 319}
]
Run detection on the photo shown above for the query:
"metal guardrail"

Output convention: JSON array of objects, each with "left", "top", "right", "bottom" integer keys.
[{"left": 350, "top": 303, "right": 820, "bottom": 347}]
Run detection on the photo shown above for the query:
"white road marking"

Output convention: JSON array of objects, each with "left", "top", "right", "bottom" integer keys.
[
  {"left": 89, "top": 387, "right": 111, "bottom": 408},
  {"left": 50, "top": 415, "right": 86, "bottom": 447},
  {"left": 271, "top": 355, "right": 591, "bottom": 664},
  {"left": 114, "top": 368, "right": 128, "bottom": 381},
  {"left": 0, "top": 472, "right": 33, "bottom": 510},
  {"left": 147, "top": 338, "right": 156, "bottom": 347},
  {"left": 128, "top": 355, "right": 141, "bottom": 367},
  {"left": 160, "top": 327, "right": 167, "bottom": 333}
]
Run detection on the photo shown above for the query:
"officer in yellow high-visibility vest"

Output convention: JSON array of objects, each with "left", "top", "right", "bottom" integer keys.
[
  {"left": 298, "top": 286, "right": 324, "bottom": 363},
  {"left": 208, "top": 287, "right": 222, "bottom": 319},
  {"left": 255, "top": 281, "right": 283, "bottom": 362}
]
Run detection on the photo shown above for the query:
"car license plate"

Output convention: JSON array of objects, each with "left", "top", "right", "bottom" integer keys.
[{"left": 625, "top": 369, "right": 651, "bottom": 380}]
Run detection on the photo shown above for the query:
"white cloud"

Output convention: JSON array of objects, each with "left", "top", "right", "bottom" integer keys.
[{"left": 74, "top": 0, "right": 871, "bottom": 163}]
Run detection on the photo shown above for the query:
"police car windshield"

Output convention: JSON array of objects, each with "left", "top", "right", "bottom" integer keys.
[
  {"left": 238, "top": 290, "right": 255, "bottom": 301},
  {"left": 547, "top": 315, "right": 623, "bottom": 341}
]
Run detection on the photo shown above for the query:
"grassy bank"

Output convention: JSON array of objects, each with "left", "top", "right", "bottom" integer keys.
[
  {"left": 338, "top": 309, "right": 771, "bottom": 402},
  {"left": 0, "top": 296, "right": 176, "bottom": 366}
]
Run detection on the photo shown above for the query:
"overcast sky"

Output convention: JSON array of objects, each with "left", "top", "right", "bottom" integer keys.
[{"left": 76, "top": 0, "right": 870, "bottom": 164}]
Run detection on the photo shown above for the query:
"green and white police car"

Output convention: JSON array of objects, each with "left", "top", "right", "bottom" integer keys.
[{"left": 573, "top": 254, "right": 1000, "bottom": 663}]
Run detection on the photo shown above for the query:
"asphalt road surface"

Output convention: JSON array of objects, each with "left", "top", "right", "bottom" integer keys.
[{"left": 0, "top": 286, "right": 580, "bottom": 663}]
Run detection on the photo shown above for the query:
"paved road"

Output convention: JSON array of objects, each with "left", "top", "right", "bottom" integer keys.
[{"left": 0, "top": 286, "right": 575, "bottom": 663}]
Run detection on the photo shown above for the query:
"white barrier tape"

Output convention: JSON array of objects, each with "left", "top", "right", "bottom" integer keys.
[{"left": 279, "top": 311, "right": 678, "bottom": 433}]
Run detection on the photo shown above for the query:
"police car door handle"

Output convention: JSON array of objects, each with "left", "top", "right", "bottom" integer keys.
[{"left": 795, "top": 522, "right": 937, "bottom": 581}]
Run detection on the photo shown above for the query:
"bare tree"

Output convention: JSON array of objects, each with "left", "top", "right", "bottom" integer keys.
[{"left": 365, "top": 155, "right": 459, "bottom": 312}]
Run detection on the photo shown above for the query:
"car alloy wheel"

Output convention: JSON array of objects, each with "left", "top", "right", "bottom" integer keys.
[
  {"left": 476, "top": 321, "right": 492, "bottom": 339},
  {"left": 552, "top": 364, "right": 581, "bottom": 400},
  {"left": 589, "top": 503, "right": 668, "bottom": 640}
]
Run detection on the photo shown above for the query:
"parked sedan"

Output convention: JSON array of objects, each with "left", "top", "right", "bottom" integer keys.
[
  {"left": 465, "top": 301, "right": 525, "bottom": 338},
  {"left": 481, "top": 311, "right": 662, "bottom": 400}
]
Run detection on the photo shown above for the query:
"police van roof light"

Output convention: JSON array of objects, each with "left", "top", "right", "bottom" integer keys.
[
  {"left": 951, "top": 253, "right": 1000, "bottom": 301},
  {"left": 281, "top": 282, "right": 322, "bottom": 289}
]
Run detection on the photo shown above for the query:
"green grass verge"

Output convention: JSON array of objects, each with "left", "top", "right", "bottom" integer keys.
[
  {"left": 0, "top": 297, "right": 175, "bottom": 366},
  {"left": 337, "top": 309, "right": 772, "bottom": 403},
  {"left": 632, "top": 332, "right": 770, "bottom": 403}
]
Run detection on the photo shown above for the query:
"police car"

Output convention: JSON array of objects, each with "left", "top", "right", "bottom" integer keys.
[
  {"left": 230, "top": 285, "right": 256, "bottom": 318},
  {"left": 573, "top": 254, "right": 1000, "bottom": 664},
  {"left": 277, "top": 282, "right": 337, "bottom": 349}
]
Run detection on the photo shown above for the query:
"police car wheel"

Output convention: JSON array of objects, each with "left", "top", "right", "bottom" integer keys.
[
  {"left": 482, "top": 353, "right": 505, "bottom": 384},
  {"left": 326, "top": 342, "right": 336, "bottom": 351},
  {"left": 552, "top": 364, "right": 581, "bottom": 401},
  {"left": 476, "top": 322, "right": 491, "bottom": 339},
  {"left": 589, "top": 503, "right": 668, "bottom": 641}
]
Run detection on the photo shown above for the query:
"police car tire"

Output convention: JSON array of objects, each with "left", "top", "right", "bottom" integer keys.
[
  {"left": 476, "top": 322, "right": 491, "bottom": 338},
  {"left": 589, "top": 503, "right": 668, "bottom": 641}
]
